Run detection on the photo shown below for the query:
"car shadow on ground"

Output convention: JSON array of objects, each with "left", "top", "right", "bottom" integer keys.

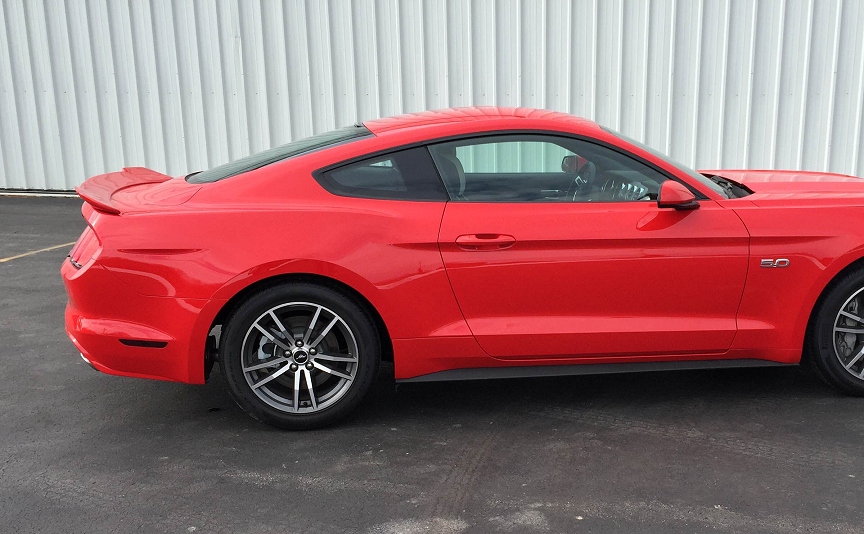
[{"left": 120, "top": 361, "right": 838, "bottom": 432}]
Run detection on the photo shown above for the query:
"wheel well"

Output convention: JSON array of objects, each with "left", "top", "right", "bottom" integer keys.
[
  {"left": 803, "top": 256, "right": 864, "bottom": 363},
  {"left": 204, "top": 273, "right": 393, "bottom": 381}
]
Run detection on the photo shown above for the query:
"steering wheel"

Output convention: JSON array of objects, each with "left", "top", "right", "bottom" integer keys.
[
  {"left": 565, "top": 161, "right": 596, "bottom": 201},
  {"left": 598, "top": 176, "right": 650, "bottom": 201}
]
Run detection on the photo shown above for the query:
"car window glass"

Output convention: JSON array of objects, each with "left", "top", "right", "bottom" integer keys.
[
  {"left": 316, "top": 147, "right": 448, "bottom": 201},
  {"left": 601, "top": 126, "right": 726, "bottom": 198},
  {"left": 455, "top": 142, "right": 573, "bottom": 173},
  {"left": 428, "top": 135, "right": 668, "bottom": 203}
]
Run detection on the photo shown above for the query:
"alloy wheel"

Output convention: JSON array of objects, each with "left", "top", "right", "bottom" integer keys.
[
  {"left": 240, "top": 302, "right": 359, "bottom": 414},
  {"left": 833, "top": 287, "right": 864, "bottom": 380}
]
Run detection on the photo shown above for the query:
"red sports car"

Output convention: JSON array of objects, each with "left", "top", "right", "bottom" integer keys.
[{"left": 63, "top": 107, "right": 864, "bottom": 429}]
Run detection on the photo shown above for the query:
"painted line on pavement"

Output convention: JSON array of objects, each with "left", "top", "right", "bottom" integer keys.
[
  {"left": 0, "top": 191, "right": 78, "bottom": 198},
  {"left": 0, "top": 242, "right": 78, "bottom": 263}
]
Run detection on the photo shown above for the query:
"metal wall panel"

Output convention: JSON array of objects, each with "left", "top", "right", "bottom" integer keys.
[{"left": 1, "top": 0, "right": 863, "bottom": 190}]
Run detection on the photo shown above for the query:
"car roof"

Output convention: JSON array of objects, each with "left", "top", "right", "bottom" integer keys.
[{"left": 363, "top": 106, "right": 598, "bottom": 136}]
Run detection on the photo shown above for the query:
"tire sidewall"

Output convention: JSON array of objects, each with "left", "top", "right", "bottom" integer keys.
[
  {"left": 220, "top": 283, "right": 380, "bottom": 429},
  {"left": 811, "top": 272, "right": 864, "bottom": 394}
]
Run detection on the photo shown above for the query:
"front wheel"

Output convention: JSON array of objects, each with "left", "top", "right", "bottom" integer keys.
[
  {"left": 809, "top": 268, "right": 864, "bottom": 396},
  {"left": 220, "top": 283, "right": 381, "bottom": 429}
]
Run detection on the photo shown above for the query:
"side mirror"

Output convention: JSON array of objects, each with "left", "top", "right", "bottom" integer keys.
[
  {"left": 561, "top": 155, "right": 579, "bottom": 173},
  {"left": 657, "top": 181, "right": 699, "bottom": 210}
]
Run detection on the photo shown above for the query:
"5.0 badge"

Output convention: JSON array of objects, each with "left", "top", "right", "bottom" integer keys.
[{"left": 760, "top": 258, "right": 790, "bottom": 268}]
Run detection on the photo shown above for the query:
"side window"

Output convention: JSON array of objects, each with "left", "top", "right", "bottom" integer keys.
[
  {"left": 315, "top": 147, "right": 448, "bottom": 201},
  {"left": 428, "top": 135, "right": 669, "bottom": 203}
]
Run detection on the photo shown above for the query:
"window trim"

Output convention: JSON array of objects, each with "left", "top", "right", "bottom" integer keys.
[{"left": 313, "top": 130, "right": 709, "bottom": 202}]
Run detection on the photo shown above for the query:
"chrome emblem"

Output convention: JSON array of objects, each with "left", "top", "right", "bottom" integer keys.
[{"left": 761, "top": 258, "right": 790, "bottom": 268}]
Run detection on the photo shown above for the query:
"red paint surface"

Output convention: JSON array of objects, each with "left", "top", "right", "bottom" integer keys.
[{"left": 62, "top": 107, "right": 864, "bottom": 383}]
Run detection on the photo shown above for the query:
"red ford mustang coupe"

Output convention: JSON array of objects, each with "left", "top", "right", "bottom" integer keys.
[{"left": 63, "top": 107, "right": 864, "bottom": 428}]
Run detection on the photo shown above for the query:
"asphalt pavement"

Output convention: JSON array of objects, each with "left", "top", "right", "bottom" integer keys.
[{"left": 1, "top": 195, "right": 863, "bottom": 534}]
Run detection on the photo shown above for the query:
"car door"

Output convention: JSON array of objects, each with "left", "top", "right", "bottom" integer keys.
[{"left": 430, "top": 134, "right": 750, "bottom": 360}]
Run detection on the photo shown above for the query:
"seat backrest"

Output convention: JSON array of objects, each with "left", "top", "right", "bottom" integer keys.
[{"left": 436, "top": 149, "right": 466, "bottom": 198}]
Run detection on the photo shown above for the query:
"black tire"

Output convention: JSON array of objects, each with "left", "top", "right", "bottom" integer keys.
[
  {"left": 220, "top": 282, "right": 381, "bottom": 429},
  {"left": 807, "top": 267, "right": 864, "bottom": 396}
]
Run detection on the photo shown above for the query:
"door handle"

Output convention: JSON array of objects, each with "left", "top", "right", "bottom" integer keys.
[{"left": 455, "top": 234, "right": 516, "bottom": 251}]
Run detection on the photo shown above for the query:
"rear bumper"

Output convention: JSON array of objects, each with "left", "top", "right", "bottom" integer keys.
[{"left": 62, "top": 258, "right": 220, "bottom": 384}]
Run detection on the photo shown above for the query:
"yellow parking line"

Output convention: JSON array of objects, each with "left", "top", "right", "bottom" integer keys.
[{"left": 0, "top": 241, "right": 78, "bottom": 263}]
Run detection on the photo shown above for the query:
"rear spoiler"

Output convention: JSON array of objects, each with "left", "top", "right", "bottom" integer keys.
[{"left": 76, "top": 167, "right": 172, "bottom": 214}]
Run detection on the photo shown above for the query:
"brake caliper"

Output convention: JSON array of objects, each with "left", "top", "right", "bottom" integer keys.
[{"left": 839, "top": 299, "right": 860, "bottom": 358}]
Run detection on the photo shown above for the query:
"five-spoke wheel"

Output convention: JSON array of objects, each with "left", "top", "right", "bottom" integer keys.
[
  {"left": 809, "top": 269, "right": 864, "bottom": 396},
  {"left": 832, "top": 287, "right": 864, "bottom": 380},
  {"left": 242, "top": 303, "right": 358, "bottom": 414},
  {"left": 220, "top": 283, "right": 380, "bottom": 429}
]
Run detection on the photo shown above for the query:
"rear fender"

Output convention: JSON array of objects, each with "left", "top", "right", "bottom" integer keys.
[{"left": 208, "top": 259, "right": 389, "bottom": 328}]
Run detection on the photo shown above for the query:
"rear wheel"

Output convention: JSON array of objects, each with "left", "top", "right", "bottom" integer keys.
[
  {"left": 809, "top": 268, "right": 864, "bottom": 396},
  {"left": 220, "top": 283, "right": 380, "bottom": 429}
]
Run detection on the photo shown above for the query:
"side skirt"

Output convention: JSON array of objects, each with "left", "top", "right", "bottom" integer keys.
[{"left": 396, "top": 359, "right": 792, "bottom": 383}]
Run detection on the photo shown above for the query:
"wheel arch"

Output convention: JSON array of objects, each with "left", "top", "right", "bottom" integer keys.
[
  {"left": 802, "top": 254, "right": 864, "bottom": 363},
  {"left": 204, "top": 271, "right": 394, "bottom": 381}
]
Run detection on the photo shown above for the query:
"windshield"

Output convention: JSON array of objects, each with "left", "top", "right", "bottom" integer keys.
[
  {"left": 600, "top": 126, "right": 728, "bottom": 198},
  {"left": 187, "top": 124, "right": 372, "bottom": 184}
]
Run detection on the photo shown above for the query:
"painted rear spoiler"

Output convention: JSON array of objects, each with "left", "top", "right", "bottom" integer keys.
[{"left": 76, "top": 167, "right": 172, "bottom": 214}]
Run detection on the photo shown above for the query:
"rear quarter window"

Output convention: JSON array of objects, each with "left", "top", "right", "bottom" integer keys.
[{"left": 315, "top": 147, "right": 448, "bottom": 201}]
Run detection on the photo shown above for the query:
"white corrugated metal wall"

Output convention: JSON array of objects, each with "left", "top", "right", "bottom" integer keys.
[{"left": 1, "top": 0, "right": 863, "bottom": 190}]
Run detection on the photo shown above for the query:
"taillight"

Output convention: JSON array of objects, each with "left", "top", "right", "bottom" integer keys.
[{"left": 69, "top": 227, "right": 101, "bottom": 268}]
